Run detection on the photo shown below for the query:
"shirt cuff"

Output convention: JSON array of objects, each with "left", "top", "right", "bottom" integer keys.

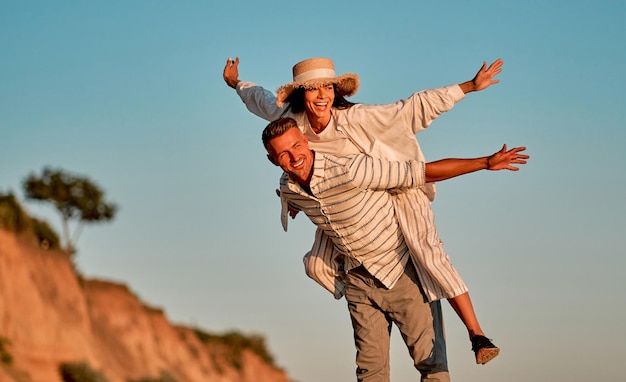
[{"left": 449, "top": 84, "right": 466, "bottom": 102}]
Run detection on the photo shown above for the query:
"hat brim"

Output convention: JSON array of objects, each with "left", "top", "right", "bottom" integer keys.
[{"left": 275, "top": 73, "right": 359, "bottom": 107}]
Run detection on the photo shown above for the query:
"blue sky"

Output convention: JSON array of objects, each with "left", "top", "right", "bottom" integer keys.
[{"left": 2, "top": 1, "right": 625, "bottom": 381}]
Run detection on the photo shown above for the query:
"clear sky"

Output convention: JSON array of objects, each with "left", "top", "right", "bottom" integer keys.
[{"left": 2, "top": 1, "right": 625, "bottom": 381}]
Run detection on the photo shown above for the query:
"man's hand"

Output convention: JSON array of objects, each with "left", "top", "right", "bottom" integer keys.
[
  {"left": 223, "top": 57, "right": 240, "bottom": 89},
  {"left": 487, "top": 144, "right": 529, "bottom": 171},
  {"left": 459, "top": 58, "right": 503, "bottom": 94}
]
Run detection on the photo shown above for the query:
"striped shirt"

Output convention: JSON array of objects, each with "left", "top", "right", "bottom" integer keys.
[{"left": 280, "top": 152, "right": 425, "bottom": 289}]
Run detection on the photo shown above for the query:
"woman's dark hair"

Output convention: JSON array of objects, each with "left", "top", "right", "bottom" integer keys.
[{"left": 282, "top": 84, "right": 356, "bottom": 115}]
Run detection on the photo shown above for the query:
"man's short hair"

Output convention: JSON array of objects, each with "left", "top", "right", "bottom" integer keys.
[{"left": 262, "top": 117, "right": 299, "bottom": 149}]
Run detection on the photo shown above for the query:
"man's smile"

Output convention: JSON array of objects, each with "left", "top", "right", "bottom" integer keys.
[{"left": 291, "top": 158, "right": 305, "bottom": 168}]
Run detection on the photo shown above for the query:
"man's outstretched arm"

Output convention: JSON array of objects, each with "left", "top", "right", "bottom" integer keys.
[{"left": 425, "top": 144, "right": 529, "bottom": 183}]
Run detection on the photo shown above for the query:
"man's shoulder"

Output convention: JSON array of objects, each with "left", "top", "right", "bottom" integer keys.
[
  {"left": 329, "top": 153, "right": 370, "bottom": 170},
  {"left": 314, "top": 153, "right": 370, "bottom": 184},
  {"left": 316, "top": 151, "right": 362, "bottom": 163}
]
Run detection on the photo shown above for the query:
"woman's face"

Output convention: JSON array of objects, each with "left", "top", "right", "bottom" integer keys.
[{"left": 303, "top": 84, "right": 335, "bottom": 123}]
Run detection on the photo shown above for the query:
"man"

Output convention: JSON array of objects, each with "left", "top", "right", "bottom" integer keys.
[{"left": 262, "top": 117, "right": 528, "bottom": 381}]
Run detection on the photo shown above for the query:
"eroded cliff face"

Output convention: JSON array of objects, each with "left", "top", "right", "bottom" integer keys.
[{"left": 0, "top": 230, "right": 290, "bottom": 382}]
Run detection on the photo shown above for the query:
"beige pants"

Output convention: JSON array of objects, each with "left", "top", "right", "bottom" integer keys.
[{"left": 344, "top": 262, "right": 450, "bottom": 382}]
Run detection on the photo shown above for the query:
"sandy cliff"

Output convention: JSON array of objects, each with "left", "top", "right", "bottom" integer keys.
[{"left": 0, "top": 229, "right": 290, "bottom": 382}]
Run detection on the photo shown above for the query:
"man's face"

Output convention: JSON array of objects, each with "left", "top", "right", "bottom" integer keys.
[
  {"left": 303, "top": 84, "right": 335, "bottom": 122},
  {"left": 267, "top": 128, "right": 314, "bottom": 185}
]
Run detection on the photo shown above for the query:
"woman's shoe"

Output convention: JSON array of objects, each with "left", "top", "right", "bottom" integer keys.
[{"left": 471, "top": 335, "right": 500, "bottom": 365}]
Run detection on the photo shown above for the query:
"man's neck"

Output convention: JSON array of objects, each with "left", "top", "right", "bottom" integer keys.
[{"left": 292, "top": 150, "right": 315, "bottom": 192}]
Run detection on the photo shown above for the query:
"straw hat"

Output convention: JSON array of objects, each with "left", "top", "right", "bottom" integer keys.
[{"left": 275, "top": 58, "right": 359, "bottom": 107}]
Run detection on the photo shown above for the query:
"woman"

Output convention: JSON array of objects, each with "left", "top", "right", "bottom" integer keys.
[{"left": 223, "top": 56, "right": 504, "bottom": 365}]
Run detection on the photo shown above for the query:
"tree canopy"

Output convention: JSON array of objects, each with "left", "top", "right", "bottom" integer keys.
[{"left": 23, "top": 167, "right": 117, "bottom": 254}]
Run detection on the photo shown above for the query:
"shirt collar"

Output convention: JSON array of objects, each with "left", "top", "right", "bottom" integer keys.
[{"left": 312, "top": 151, "right": 326, "bottom": 180}]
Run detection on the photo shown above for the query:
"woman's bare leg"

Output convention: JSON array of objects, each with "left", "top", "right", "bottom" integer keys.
[{"left": 446, "top": 292, "right": 483, "bottom": 338}]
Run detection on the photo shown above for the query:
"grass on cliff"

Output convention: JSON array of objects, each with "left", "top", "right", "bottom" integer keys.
[
  {"left": 0, "top": 337, "right": 12, "bottom": 365},
  {"left": 59, "top": 362, "right": 109, "bottom": 382},
  {"left": 0, "top": 192, "right": 61, "bottom": 250},
  {"left": 192, "top": 328, "right": 277, "bottom": 371},
  {"left": 59, "top": 362, "right": 177, "bottom": 382}
]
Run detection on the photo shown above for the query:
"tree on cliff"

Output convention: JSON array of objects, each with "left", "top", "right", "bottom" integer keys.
[{"left": 22, "top": 167, "right": 117, "bottom": 254}]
